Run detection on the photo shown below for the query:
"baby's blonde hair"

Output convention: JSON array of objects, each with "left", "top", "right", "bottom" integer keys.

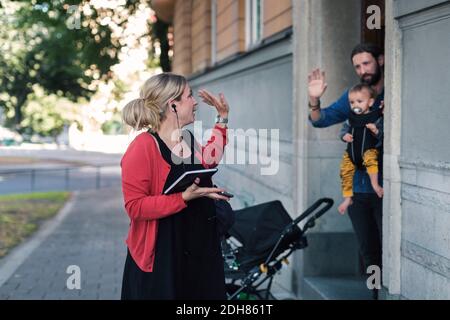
[{"left": 122, "top": 73, "right": 187, "bottom": 131}]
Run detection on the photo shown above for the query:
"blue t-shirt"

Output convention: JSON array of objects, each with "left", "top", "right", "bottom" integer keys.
[{"left": 309, "top": 89, "right": 384, "bottom": 194}]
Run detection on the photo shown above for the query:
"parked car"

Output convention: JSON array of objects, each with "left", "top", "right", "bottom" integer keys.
[{"left": 0, "top": 126, "right": 23, "bottom": 146}]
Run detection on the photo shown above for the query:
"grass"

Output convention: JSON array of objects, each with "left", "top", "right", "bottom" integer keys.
[{"left": 0, "top": 191, "right": 70, "bottom": 258}]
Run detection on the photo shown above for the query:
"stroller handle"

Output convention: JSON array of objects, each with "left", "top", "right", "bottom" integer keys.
[
  {"left": 262, "top": 198, "right": 334, "bottom": 268},
  {"left": 292, "top": 197, "right": 334, "bottom": 227}
]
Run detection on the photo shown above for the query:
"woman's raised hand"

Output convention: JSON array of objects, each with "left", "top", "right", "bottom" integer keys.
[
  {"left": 198, "top": 89, "right": 229, "bottom": 118},
  {"left": 182, "top": 178, "right": 230, "bottom": 202}
]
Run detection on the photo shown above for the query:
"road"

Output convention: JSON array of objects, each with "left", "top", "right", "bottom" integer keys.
[
  {"left": 0, "top": 166, "right": 121, "bottom": 195},
  {"left": 0, "top": 146, "right": 122, "bottom": 195}
]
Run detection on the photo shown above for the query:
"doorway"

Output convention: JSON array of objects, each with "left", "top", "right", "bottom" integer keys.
[{"left": 361, "top": 0, "right": 385, "bottom": 49}]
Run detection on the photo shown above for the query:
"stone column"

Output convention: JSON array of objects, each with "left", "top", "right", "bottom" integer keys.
[{"left": 382, "top": 0, "right": 402, "bottom": 297}]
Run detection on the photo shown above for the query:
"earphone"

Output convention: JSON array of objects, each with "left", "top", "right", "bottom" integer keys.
[{"left": 171, "top": 103, "right": 184, "bottom": 160}]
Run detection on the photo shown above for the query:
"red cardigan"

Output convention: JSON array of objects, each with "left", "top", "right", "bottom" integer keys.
[{"left": 121, "top": 125, "right": 227, "bottom": 272}]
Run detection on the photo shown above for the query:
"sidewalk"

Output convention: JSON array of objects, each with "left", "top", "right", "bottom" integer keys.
[{"left": 0, "top": 187, "right": 128, "bottom": 300}]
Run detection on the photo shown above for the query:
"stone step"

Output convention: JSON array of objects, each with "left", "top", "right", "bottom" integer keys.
[{"left": 302, "top": 276, "right": 374, "bottom": 300}]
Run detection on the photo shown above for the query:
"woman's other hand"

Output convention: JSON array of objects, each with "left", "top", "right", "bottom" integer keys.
[
  {"left": 198, "top": 89, "right": 229, "bottom": 119},
  {"left": 182, "top": 178, "right": 230, "bottom": 202}
]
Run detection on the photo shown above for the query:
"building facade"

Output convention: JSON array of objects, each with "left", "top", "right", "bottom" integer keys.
[{"left": 151, "top": 0, "right": 450, "bottom": 299}]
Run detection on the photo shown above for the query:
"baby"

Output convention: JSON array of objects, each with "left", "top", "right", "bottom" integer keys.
[{"left": 338, "top": 84, "right": 384, "bottom": 214}]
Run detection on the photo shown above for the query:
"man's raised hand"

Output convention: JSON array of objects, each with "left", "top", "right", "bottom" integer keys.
[{"left": 308, "top": 68, "right": 328, "bottom": 103}]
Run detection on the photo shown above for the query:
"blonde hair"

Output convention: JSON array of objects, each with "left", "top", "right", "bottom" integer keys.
[{"left": 122, "top": 73, "right": 187, "bottom": 131}]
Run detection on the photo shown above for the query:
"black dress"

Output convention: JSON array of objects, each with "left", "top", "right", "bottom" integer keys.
[{"left": 121, "top": 131, "right": 226, "bottom": 300}]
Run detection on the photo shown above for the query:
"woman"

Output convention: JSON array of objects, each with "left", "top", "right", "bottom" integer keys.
[{"left": 120, "top": 73, "right": 231, "bottom": 300}]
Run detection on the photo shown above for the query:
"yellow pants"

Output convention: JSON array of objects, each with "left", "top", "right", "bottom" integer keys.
[{"left": 340, "top": 149, "right": 379, "bottom": 198}]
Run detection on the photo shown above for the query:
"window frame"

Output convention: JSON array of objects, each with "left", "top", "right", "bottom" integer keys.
[{"left": 245, "top": 0, "right": 263, "bottom": 49}]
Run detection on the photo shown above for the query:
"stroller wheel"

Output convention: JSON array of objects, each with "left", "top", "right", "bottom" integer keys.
[{"left": 225, "top": 284, "right": 258, "bottom": 300}]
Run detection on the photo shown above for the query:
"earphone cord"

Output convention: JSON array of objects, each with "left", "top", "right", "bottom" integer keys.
[{"left": 174, "top": 110, "right": 186, "bottom": 173}]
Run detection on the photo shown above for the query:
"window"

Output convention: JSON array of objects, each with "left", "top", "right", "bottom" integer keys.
[{"left": 246, "top": 0, "right": 263, "bottom": 49}]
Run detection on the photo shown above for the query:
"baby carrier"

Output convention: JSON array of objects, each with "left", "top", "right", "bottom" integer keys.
[{"left": 346, "top": 108, "right": 383, "bottom": 169}]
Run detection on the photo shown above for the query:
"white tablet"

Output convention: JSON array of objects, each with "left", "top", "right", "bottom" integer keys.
[{"left": 163, "top": 168, "right": 218, "bottom": 195}]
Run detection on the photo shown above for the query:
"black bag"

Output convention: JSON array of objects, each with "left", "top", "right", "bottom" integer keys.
[{"left": 215, "top": 199, "right": 235, "bottom": 237}]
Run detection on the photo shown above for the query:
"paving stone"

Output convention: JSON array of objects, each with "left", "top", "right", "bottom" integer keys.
[{"left": 0, "top": 187, "right": 128, "bottom": 300}]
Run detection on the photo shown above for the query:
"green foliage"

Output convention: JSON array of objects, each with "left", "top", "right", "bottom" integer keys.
[
  {"left": 0, "top": 0, "right": 146, "bottom": 129},
  {"left": 152, "top": 18, "right": 171, "bottom": 72},
  {"left": 101, "top": 119, "right": 123, "bottom": 135},
  {"left": 20, "top": 85, "right": 81, "bottom": 140},
  {"left": 110, "top": 78, "right": 128, "bottom": 102}
]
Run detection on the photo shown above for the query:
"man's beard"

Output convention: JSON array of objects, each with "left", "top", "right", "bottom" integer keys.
[{"left": 360, "top": 63, "right": 382, "bottom": 86}]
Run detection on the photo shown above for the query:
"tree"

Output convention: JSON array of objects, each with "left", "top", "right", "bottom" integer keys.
[
  {"left": 20, "top": 85, "right": 82, "bottom": 143},
  {"left": 152, "top": 18, "right": 172, "bottom": 72},
  {"left": 0, "top": 0, "right": 153, "bottom": 131}
]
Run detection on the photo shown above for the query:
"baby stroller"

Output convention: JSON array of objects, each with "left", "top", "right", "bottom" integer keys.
[{"left": 222, "top": 198, "right": 334, "bottom": 300}]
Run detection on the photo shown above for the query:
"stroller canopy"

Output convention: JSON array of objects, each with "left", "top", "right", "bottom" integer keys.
[{"left": 229, "top": 200, "right": 301, "bottom": 264}]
